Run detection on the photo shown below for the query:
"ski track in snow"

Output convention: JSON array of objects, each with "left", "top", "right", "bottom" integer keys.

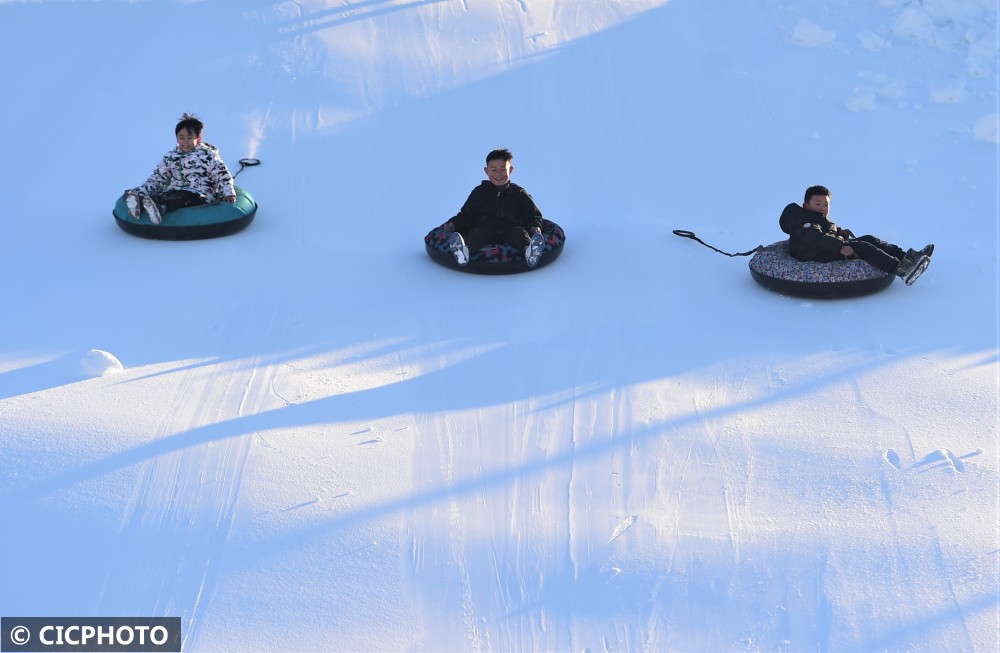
[
  {"left": 402, "top": 331, "right": 643, "bottom": 650},
  {"left": 390, "top": 316, "right": 996, "bottom": 650},
  {"left": 96, "top": 317, "right": 287, "bottom": 648}
]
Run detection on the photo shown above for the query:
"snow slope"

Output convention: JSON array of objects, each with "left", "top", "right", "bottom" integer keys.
[{"left": 0, "top": 0, "right": 997, "bottom": 651}]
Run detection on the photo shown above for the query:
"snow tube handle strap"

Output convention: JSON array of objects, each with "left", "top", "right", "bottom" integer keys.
[
  {"left": 673, "top": 229, "right": 761, "bottom": 257},
  {"left": 233, "top": 158, "right": 261, "bottom": 179}
]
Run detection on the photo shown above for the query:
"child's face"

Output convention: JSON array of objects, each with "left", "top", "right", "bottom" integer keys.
[
  {"left": 176, "top": 128, "right": 202, "bottom": 152},
  {"left": 484, "top": 159, "right": 513, "bottom": 186},
  {"left": 804, "top": 194, "right": 830, "bottom": 217}
]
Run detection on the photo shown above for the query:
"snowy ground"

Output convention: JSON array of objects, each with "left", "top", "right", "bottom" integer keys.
[{"left": 0, "top": 0, "right": 998, "bottom": 651}]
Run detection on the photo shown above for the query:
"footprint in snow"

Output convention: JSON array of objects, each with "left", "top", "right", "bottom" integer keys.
[
  {"left": 885, "top": 450, "right": 901, "bottom": 470},
  {"left": 916, "top": 448, "right": 968, "bottom": 473},
  {"left": 608, "top": 515, "right": 638, "bottom": 544}
]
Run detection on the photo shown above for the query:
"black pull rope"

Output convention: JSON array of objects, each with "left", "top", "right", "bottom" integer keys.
[
  {"left": 233, "top": 157, "right": 261, "bottom": 179},
  {"left": 672, "top": 229, "right": 762, "bottom": 257}
]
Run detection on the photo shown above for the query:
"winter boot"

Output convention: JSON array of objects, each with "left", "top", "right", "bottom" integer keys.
[
  {"left": 917, "top": 243, "right": 934, "bottom": 258},
  {"left": 447, "top": 232, "right": 469, "bottom": 266},
  {"left": 142, "top": 196, "right": 162, "bottom": 225},
  {"left": 897, "top": 250, "right": 930, "bottom": 286},
  {"left": 124, "top": 190, "right": 142, "bottom": 219},
  {"left": 525, "top": 232, "right": 545, "bottom": 268}
]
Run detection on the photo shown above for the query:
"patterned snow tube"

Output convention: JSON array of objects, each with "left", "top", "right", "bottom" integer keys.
[
  {"left": 749, "top": 240, "right": 895, "bottom": 298},
  {"left": 424, "top": 219, "right": 566, "bottom": 274},
  {"left": 113, "top": 186, "right": 257, "bottom": 240}
]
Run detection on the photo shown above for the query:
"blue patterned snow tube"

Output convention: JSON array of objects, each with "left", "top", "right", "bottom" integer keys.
[{"left": 749, "top": 240, "right": 895, "bottom": 298}]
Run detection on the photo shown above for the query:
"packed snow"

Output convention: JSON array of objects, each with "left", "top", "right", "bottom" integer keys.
[
  {"left": 0, "top": 0, "right": 997, "bottom": 651},
  {"left": 79, "top": 350, "right": 125, "bottom": 378}
]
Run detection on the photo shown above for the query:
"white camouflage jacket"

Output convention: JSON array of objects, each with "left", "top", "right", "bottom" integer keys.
[{"left": 139, "top": 143, "right": 235, "bottom": 201}]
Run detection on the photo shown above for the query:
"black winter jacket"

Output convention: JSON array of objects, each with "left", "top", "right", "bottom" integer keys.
[
  {"left": 451, "top": 181, "right": 543, "bottom": 235},
  {"left": 779, "top": 203, "right": 850, "bottom": 262}
]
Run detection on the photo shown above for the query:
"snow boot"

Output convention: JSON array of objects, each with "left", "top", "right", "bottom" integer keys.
[
  {"left": 897, "top": 250, "right": 930, "bottom": 286},
  {"left": 917, "top": 243, "right": 934, "bottom": 258},
  {"left": 124, "top": 190, "right": 142, "bottom": 219},
  {"left": 142, "top": 196, "right": 162, "bottom": 225},
  {"left": 447, "top": 232, "right": 469, "bottom": 266},
  {"left": 525, "top": 232, "right": 545, "bottom": 268}
]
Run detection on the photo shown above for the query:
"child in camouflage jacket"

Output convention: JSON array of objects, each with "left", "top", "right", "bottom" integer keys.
[{"left": 125, "top": 113, "right": 236, "bottom": 224}]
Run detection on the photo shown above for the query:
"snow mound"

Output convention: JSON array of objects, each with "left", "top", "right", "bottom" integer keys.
[
  {"left": 80, "top": 349, "right": 124, "bottom": 377},
  {"left": 857, "top": 30, "right": 890, "bottom": 51},
  {"left": 792, "top": 19, "right": 836, "bottom": 47},
  {"left": 974, "top": 113, "right": 1000, "bottom": 144},
  {"left": 929, "top": 77, "right": 966, "bottom": 104},
  {"left": 890, "top": 0, "right": 998, "bottom": 77}
]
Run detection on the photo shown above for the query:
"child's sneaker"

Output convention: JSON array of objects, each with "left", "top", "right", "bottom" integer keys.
[
  {"left": 124, "top": 190, "right": 142, "bottom": 219},
  {"left": 525, "top": 232, "right": 545, "bottom": 268},
  {"left": 447, "top": 232, "right": 469, "bottom": 266},
  {"left": 142, "top": 196, "right": 162, "bottom": 225},
  {"left": 897, "top": 251, "right": 930, "bottom": 286}
]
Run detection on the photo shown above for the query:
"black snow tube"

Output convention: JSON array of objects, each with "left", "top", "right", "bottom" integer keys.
[
  {"left": 113, "top": 186, "right": 257, "bottom": 240},
  {"left": 749, "top": 240, "right": 895, "bottom": 298},
  {"left": 424, "top": 219, "right": 566, "bottom": 274}
]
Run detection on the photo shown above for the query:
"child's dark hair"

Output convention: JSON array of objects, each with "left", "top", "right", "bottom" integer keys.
[
  {"left": 804, "top": 185, "right": 831, "bottom": 203},
  {"left": 486, "top": 148, "right": 513, "bottom": 165},
  {"left": 175, "top": 112, "right": 204, "bottom": 137}
]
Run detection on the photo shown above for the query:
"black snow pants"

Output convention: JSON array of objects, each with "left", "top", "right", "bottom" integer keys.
[
  {"left": 847, "top": 235, "right": 906, "bottom": 274},
  {"left": 461, "top": 225, "right": 532, "bottom": 254}
]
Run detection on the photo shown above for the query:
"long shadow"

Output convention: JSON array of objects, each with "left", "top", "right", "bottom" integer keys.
[
  {"left": 488, "top": 539, "right": 998, "bottom": 651},
  {"left": 272, "top": 0, "right": 447, "bottom": 37},
  {"left": 114, "top": 334, "right": 415, "bottom": 386},
  {"left": 0, "top": 354, "right": 84, "bottom": 400},
  {"left": 855, "top": 592, "right": 999, "bottom": 652},
  {"left": 0, "top": 343, "right": 911, "bottom": 509},
  {"left": 157, "top": 349, "right": 915, "bottom": 572}
]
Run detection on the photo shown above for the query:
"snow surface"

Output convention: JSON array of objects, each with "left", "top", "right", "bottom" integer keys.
[{"left": 1, "top": 0, "right": 998, "bottom": 651}]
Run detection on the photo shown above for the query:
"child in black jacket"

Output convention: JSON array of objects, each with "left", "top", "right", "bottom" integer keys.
[
  {"left": 780, "top": 185, "right": 933, "bottom": 285},
  {"left": 443, "top": 149, "right": 546, "bottom": 267}
]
